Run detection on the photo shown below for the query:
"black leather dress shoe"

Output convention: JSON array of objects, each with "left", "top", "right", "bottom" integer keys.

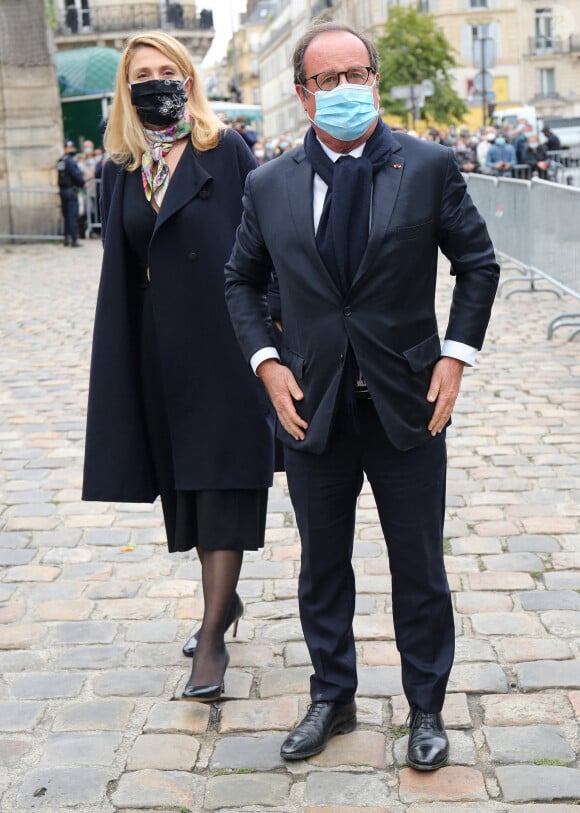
[
  {"left": 406, "top": 706, "right": 449, "bottom": 771},
  {"left": 280, "top": 701, "right": 357, "bottom": 760},
  {"left": 182, "top": 594, "right": 244, "bottom": 657}
]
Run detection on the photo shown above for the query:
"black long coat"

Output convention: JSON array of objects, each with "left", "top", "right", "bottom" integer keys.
[{"left": 83, "top": 130, "right": 275, "bottom": 502}]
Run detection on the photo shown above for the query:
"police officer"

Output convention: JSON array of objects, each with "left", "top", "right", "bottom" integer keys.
[{"left": 57, "top": 141, "right": 85, "bottom": 247}]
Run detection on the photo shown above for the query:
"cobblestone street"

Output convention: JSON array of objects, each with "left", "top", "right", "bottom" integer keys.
[{"left": 0, "top": 239, "right": 579, "bottom": 812}]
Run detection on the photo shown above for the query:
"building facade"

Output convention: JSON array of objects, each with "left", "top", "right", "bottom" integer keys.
[
  {"left": 259, "top": 0, "right": 298, "bottom": 137},
  {"left": 519, "top": 0, "right": 580, "bottom": 118},
  {"left": 230, "top": 0, "right": 280, "bottom": 106},
  {"left": 49, "top": 0, "right": 214, "bottom": 61},
  {"left": 225, "top": 0, "right": 579, "bottom": 138}
]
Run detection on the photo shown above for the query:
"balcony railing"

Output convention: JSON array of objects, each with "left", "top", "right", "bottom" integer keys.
[
  {"left": 527, "top": 34, "right": 580, "bottom": 56},
  {"left": 527, "top": 35, "right": 564, "bottom": 55},
  {"left": 532, "top": 91, "right": 560, "bottom": 101},
  {"left": 56, "top": 4, "right": 214, "bottom": 36}
]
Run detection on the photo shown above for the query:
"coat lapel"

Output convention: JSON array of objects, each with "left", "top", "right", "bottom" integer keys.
[
  {"left": 350, "top": 136, "right": 405, "bottom": 290},
  {"left": 286, "top": 148, "right": 343, "bottom": 298},
  {"left": 153, "top": 143, "right": 212, "bottom": 235}
]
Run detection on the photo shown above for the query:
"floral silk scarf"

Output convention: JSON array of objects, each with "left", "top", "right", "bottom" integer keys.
[{"left": 141, "top": 118, "right": 191, "bottom": 208}]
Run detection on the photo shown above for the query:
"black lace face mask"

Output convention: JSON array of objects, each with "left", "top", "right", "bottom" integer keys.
[{"left": 129, "top": 78, "right": 188, "bottom": 127}]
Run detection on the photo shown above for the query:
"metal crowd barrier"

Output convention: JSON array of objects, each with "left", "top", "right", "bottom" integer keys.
[
  {"left": 465, "top": 173, "right": 580, "bottom": 339},
  {"left": 0, "top": 181, "right": 102, "bottom": 243},
  {"left": 84, "top": 178, "right": 102, "bottom": 239},
  {"left": 546, "top": 149, "right": 580, "bottom": 187},
  {"left": 0, "top": 187, "right": 62, "bottom": 242}
]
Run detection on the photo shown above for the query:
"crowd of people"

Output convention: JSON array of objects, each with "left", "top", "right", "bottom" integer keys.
[
  {"left": 242, "top": 119, "right": 563, "bottom": 181},
  {"left": 60, "top": 114, "right": 563, "bottom": 246}
]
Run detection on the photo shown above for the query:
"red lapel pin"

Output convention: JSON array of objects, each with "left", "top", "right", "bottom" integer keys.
[{"left": 393, "top": 163, "right": 402, "bottom": 169}]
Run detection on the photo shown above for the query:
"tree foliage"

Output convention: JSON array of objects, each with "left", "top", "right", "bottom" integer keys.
[{"left": 376, "top": 5, "right": 468, "bottom": 126}]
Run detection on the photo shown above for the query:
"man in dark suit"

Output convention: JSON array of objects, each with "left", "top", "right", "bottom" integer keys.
[{"left": 225, "top": 21, "right": 499, "bottom": 771}]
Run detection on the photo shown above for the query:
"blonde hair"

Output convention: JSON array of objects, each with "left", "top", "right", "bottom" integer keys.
[{"left": 104, "top": 30, "right": 225, "bottom": 169}]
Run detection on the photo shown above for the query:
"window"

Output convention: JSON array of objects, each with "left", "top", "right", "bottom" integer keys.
[
  {"left": 472, "top": 23, "right": 490, "bottom": 40},
  {"left": 536, "top": 67, "right": 556, "bottom": 96},
  {"left": 534, "top": 8, "right": 554, "bottom": 52},
  {"left": 64, "top": 0, "right": 91, "bottom": 32},
  {"left": 470, "top": 0, "right": 488, "bottom": 8},
  {"left": 462, "top": 23, "right": 492, "bottom": 64}
]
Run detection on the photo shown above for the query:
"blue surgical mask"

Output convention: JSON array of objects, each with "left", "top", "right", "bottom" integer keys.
[
  {"left": 305, "top": 82, "right": 378, "bottom": 141},
  {"left": 495, "top": 137, "right": 506, "bottom": 147}
]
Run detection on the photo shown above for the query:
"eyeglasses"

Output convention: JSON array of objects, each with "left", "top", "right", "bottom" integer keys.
[{"left": 305, "top": 66, "right": 375, "bottom": 92}]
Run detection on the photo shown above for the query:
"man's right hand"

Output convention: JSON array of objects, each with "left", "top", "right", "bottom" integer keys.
[{"left": 257, "top": 359, "right": 308, "bottom": 441}]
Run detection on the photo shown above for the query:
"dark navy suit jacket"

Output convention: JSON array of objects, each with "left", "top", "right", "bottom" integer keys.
[{"left": 225, "top": 130, "right": 500, "bottom": 454}]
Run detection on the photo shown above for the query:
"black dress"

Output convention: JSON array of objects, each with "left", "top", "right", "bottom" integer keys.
[{"left": 122, "top": 165, "right": 267, "bottom": 553}]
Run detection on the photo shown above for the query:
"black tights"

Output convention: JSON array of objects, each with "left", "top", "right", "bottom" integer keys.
[{"left": 185, "top": 548, "right": 242, "bottom": 688}]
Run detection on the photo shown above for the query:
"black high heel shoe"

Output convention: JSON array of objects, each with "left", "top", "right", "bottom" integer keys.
[
  {"left": 182, "top": 593, "right": 243, "bottom": 657},
  {"left": 182, "top": 649, "right": 230, "bottom": 703}
]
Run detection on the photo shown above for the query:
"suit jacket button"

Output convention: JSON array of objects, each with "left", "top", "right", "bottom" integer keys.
[
  {"left": 189, "top": 251, "right": 198, "bottom": 261},
  {"left": 343, "top": 306, "right": 352, "bottom": 316},
  {"left": 199, "top": 189, "right": 210, "bottom": 199}
]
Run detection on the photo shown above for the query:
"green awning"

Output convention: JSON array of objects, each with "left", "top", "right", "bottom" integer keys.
[{"left": 56, "top": 46, "right": 121, "bottom": 98}]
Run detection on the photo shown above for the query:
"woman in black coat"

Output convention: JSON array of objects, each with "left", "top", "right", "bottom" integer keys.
[{"left": 82, "top": 31, "right": 275, "bottom": 702}]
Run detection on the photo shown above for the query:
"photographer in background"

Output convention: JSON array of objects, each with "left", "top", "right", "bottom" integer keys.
[{"left": 233, "top": 116, "right": 257, "bottom": 150}]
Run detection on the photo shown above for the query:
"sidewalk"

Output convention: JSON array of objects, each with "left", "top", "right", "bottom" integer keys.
[{"left": 0, "top": 239, "right": 579, "bottom": 813}]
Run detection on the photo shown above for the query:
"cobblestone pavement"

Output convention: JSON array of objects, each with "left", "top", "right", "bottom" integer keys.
[{"left": 1, "top": 239, "right": 579, "bottom": 813}]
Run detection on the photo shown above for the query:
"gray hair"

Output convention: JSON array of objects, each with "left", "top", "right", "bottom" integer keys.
[{"left": 292, "top": 21, "right": 379, "bottom": 86}]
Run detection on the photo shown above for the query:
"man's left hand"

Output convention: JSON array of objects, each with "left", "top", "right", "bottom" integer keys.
[{"left": 426, "top": 357, "right": 465, "bottom": 436}]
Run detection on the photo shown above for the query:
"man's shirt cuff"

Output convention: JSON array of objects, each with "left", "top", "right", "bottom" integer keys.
[
  {"left": 441, "top": 339, "right": 477, "bottom": 367},
  {"left": 250, "top": 347, "right": 280, "bottom": 375}
]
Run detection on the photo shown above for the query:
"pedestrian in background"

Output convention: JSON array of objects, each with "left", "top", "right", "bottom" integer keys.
[
  {"left": 82, "top": 30, "right": 275, "bottom": 703},
  {"left": 523, "top": 136, "right": 549, "bottom": 179},
  {"left": 252, "top": 140, "right": 266, "bottom": 164},
  {"left": 225, "top": 21, "right": 499, "bottom": 770},
  {"left": 486, "top": 131, "right": 516, "bottom": 176},
  {"left": 541, "top": 126, "right": 561, "bottom": 152},
  {"left": 233, "top": 116, "right": 257, "bottom": 150},
  {"left": 453, "top": 135, "right": 478, "bottom": 173},
  {"left": 56, "top": 140, "right": 85, "bottom": 247},
  {"left": 476, "top": 130, "right": 496, "bottom": 174}
]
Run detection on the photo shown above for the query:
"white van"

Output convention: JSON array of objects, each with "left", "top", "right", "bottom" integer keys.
[{"left": 492, "top": 106, "right": 580, "bottom": 148}]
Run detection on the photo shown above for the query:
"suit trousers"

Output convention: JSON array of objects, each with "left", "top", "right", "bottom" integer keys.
[
  {"left": 283, "top": 398, "right": 455, "bottom": 713},
  {"left": 59, "top": 187, "right": 80, "bottom": 242}
]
